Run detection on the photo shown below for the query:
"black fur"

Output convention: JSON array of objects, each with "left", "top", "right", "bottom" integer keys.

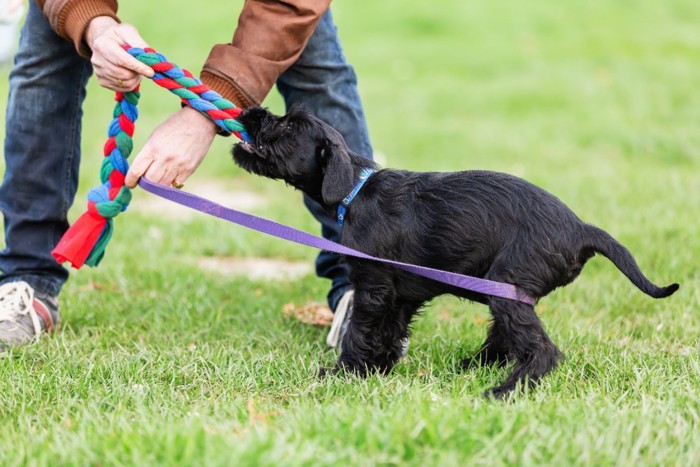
[{"left": 232, "top": 106, "right": 679, "bottom": 398}]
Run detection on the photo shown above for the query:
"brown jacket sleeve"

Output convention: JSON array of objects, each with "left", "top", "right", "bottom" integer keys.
[
  {"left": 35, "top": 0, "right": 120, "bottom": 58},
  {"left": 200, "top": 0, "right": 332, "bottom": 108},
  {"left": 37, "top": 0, "right": 331, "bottom": 109}
]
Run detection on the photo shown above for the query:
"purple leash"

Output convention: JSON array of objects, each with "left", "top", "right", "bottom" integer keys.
[{"left": 138, "top": 178, "right": 536, "bottom": 305}]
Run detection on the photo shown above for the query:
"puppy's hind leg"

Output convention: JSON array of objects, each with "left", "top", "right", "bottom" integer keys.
[
  {"left": 462, "top": 320, "right": 511, "bottom": 369},
  {"left": 485, "top": 298, "right": 563, "bottom": 399}
]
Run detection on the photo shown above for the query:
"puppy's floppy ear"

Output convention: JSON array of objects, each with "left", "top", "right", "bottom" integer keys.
[{"left": 320, "top": 136, "right": 355, "bottom": 205}]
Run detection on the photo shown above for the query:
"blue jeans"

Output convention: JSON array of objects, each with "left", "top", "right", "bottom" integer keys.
[
  {"left": 0, "top": 2, "right": 92, "bottom": 297},
  {"left": 277, "top": 10, "right": 374, "bottom": 311},
  {"left": 1, "top": 5, "right": 372, "bottom": 311}
]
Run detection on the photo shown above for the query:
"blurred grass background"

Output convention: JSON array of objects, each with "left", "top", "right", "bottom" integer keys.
[{"left": 0, "top": 0, "right": 698, "bottom": 465}]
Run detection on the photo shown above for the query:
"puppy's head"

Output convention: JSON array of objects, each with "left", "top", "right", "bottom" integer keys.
[{"left": 232, "top": 105, "right": 356, "bottom": 205}]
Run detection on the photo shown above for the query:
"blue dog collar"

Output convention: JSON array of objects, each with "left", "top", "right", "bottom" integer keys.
[{"left": 337, "top": 168, "right": 376, "bottom": 227}]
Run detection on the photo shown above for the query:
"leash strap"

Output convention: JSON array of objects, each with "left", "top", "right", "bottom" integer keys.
[{"left": 138, "top": 178, "right": 536, "bottom": 305}]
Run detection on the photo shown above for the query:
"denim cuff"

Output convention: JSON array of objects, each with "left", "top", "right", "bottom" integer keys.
[{"left": 0, "top": 275, "right": 64, "bottom": 297}]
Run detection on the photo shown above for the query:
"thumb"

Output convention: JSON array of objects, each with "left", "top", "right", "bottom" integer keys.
[{"left": 125, "top": 151, "right": 154, "bottom": 189}]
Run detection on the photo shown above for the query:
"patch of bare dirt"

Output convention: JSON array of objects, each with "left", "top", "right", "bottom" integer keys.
[
  {"left": 135, "top": 180, "right": 267, "bottom": 219},
  {"left": 197, "top": 256, "right": 312, "bottom": 281},
  {"left": 282, "top": 301, "right": 333, "bottom": 327}
]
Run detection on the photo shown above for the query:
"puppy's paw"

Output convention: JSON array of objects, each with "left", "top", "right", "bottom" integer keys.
[
  {"left": 319, "top": 362, "right": 371, "bottom": 379},
  {"left": 483, "top": 385, "right": 514, "bottom": 401},
  {"left": 318, "top": 367, "right": 339, "bottom": 378}
]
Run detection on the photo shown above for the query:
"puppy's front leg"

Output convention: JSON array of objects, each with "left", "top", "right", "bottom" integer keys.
[{"left": 333, "top": 286, "right": 410, "bottom": 377}]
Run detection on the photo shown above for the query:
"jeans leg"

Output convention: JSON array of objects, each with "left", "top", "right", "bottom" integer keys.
[
  {"left": 0, "top": 2, "right": 92, "bottom": 296},
  {"left": 276, "top": 9, "right": 373, "bottom": 311}
]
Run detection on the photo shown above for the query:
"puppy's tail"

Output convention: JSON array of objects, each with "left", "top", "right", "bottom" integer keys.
[{"left": 585, "top": 225, "right": 679, "bottom": 299}]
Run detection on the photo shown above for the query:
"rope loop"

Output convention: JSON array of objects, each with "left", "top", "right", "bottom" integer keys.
[{"left": 51, "top": 46, "right": 248, "bottom": 268}]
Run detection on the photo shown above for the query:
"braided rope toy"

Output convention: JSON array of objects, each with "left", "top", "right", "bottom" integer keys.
[{"left": 51, "top": 47, "right": 248, "bottom": 268}]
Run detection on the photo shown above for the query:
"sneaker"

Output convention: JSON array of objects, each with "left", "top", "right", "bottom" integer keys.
[
  {"left": 326, "top": 289, "right": 409, "bottom": 357},
  {"left": 326, "top": 290, "right": 354, "bottom": 349},
  {"left": 0, "top": 281, "right": 60, "bottom": 349}
]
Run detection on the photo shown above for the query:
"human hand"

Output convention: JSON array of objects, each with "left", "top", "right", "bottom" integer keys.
[
  {"left": 85, "top": 16, "right": 155, "bottom": 91},
  {"left": 125, "top": 107, "right": 219, "bottom": 189}
]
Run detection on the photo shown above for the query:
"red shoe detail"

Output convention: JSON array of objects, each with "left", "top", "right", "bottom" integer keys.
[{"left": 32, "top": 300, "right": 54, "bottom": 333}]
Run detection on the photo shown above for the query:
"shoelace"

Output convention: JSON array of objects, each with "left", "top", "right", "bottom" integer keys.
[{"left": 0, "top": 281, "right": 42, "bottom": 339}]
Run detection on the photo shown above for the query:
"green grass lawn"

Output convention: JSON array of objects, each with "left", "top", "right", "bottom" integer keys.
[{"left": 1, "top": 0, "right": 699, "bottom": 465}]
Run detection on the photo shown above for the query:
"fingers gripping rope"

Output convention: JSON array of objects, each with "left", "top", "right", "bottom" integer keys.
[{"left": 51, "top": 46, "right": 249, "bottom": 268}]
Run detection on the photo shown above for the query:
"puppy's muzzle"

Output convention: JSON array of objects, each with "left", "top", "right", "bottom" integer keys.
[{"left": 236, "top": 140, "right": 265, "bottom": 158}]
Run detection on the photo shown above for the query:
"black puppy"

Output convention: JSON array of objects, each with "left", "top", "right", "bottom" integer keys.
[{"left": 232, "top": 106, "right": 679, "bottom": 398}]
